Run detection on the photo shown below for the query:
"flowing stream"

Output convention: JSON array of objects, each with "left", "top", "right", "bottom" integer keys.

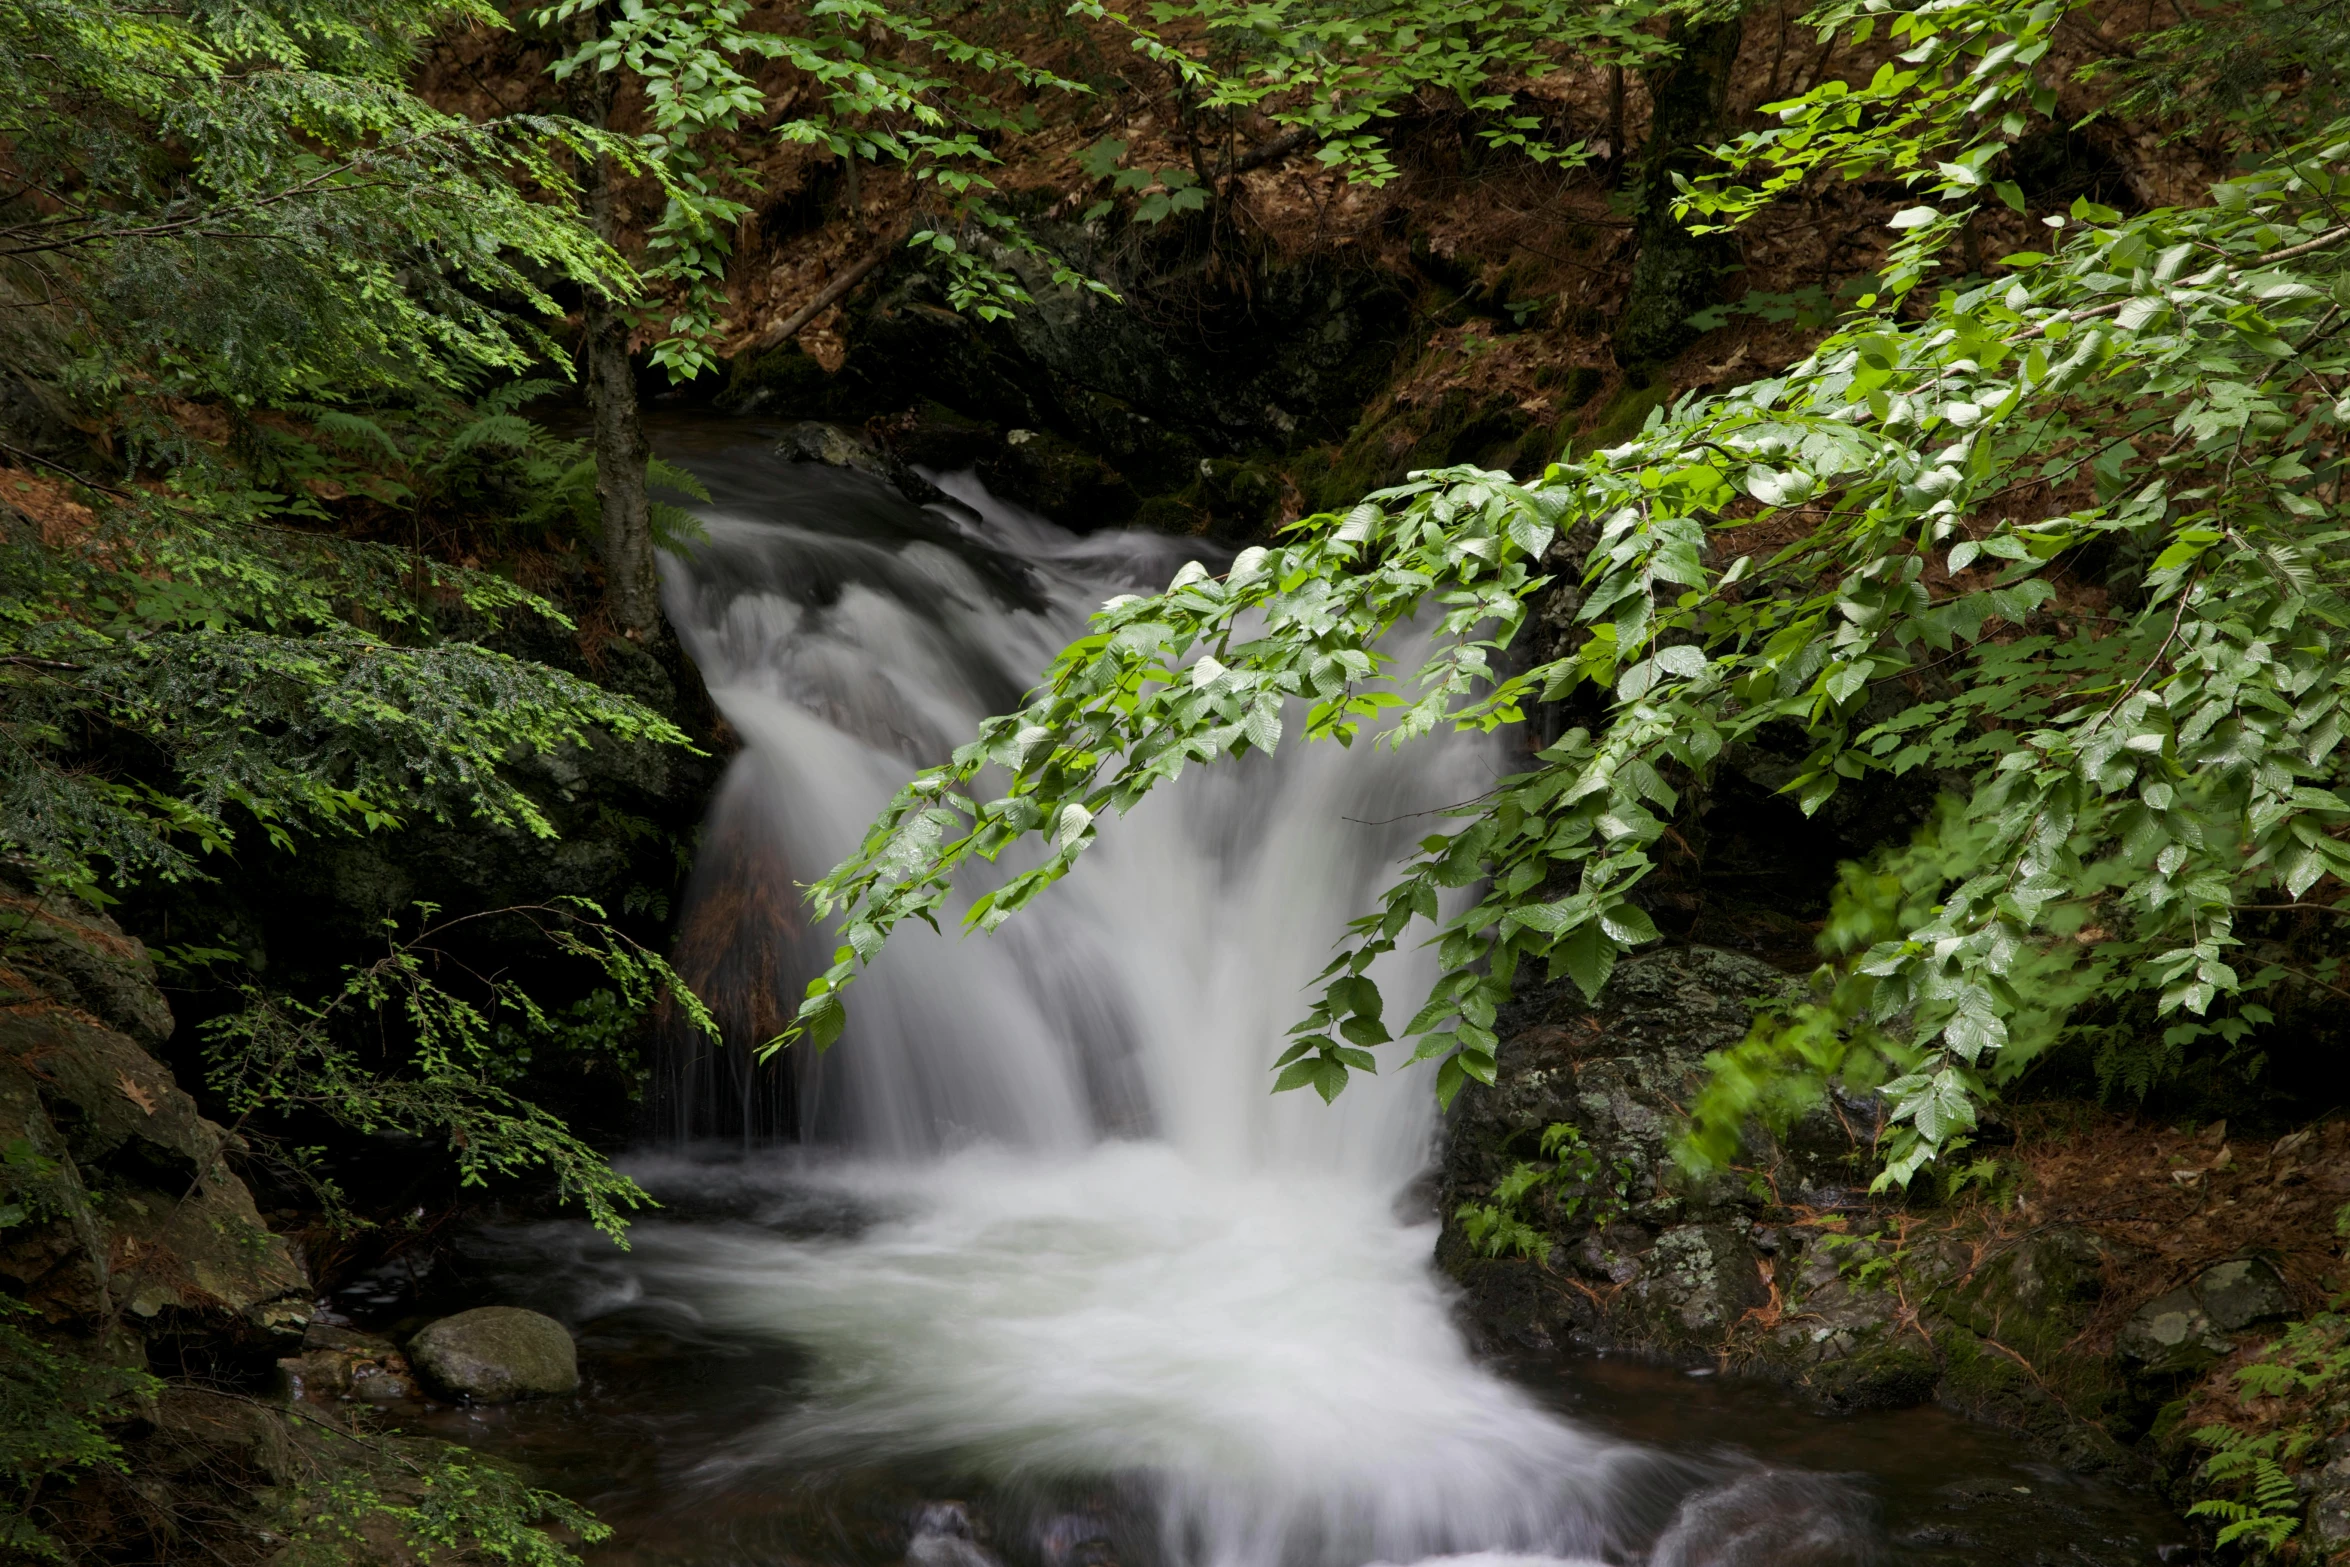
[{"left": 385, "top": 431, "right": 2182, "bottom": 1567}]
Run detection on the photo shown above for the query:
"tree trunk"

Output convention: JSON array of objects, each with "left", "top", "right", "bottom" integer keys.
[
  {"left": 565, "top": 21, "right": 663, "bottom": 644},
  {"left": 1613, "top": 12, "right": 1746, "bottom": 369}
]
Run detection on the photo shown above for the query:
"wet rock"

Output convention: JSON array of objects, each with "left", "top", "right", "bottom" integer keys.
[
  {"left": 778, "top": 420, "right": 954, "bottom": 510},
  {"left": 1634, "top": 1223, "right": 1770, "bottom": 1338},
  {"left": 1649, "top": 1468, "right": 1874, "bottom": 1567},
  {"left": 283, "top": 1323, "right": 418, "bottom": 1403},
  {"left": 1439, "top": 946, "right": 1804, "bottom": 1358},
  {"left": 907, "top": 1502, "right": 1002, "bottom": 1567},
  {"left": 406, "top": 1306, "right": 579, "bottom": 1402},
  {"left": 2117, "top": 1258, "right": 2292, "bottom": 1374},
  {"left": 1035, "top": 1511, "right": 1121, "bottom": 1567},
  {"left": 1808, "top": 1342, "right": 1939, "bottom": 1412}
]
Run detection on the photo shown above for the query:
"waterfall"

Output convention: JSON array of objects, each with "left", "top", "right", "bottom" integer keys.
[
  {"left": 656, "top": 455, "right": 1476, "bottom": 1181},
  {"left": 562, "top": 447, "right": 1749, "bottom": 1567}
]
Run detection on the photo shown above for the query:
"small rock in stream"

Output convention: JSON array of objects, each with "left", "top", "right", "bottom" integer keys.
[
  {"left": 907, "top": 1502, "right": 1002, "bottom": 1567},
  {"left": 406, "top": 1306, "right": 579, "bottom": 1403},
  {"left": 1649, "top": 1469, "right": 1874, "bottom": 1567},
  {"left": 280, "top": 1322, "right": 418, "bottom": 1403}
]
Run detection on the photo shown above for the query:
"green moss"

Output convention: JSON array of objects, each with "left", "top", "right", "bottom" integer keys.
[
  {"left": 1809, "top": 1342, "right": 1939, "bottom": 1411},
  {"left": 1936, "top": 1326, "right": 2035, "bottom": 1411},
  {"left": 1930, "top": 1231, "right": 2105, "bottom": 1370},
  {"left": 1559, "top": 366, "right": 1607, "bottom": 410},
  {"left": 1566, "top": 381, "right": 1673, "bottom": 459}
]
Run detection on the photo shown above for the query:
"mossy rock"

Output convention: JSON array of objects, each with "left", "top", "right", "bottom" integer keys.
[
  {"left": 1131, "top": 494, "right": 1203, "bottom": 535},
  {"left": 1936, "top": 1326, "right": 2131, "bottom": 1474},
  {"left": 1931, "top": 1227, "right": 2107, "bottom": 1368},
  {"left": 1541, "top": 364, "right": 1606, "bottom": 411},
  {"left": 406, "top": 1307, "right": 578, "bottom": 1404},
  {"left": 1809, "top": 1341, "right": 1939, "bottom": 1411},
  {"left": 2114, "top": 1257, "right": 2293, "bottom": 1377},
  {"left": 1629, "top": 1222, "right": 1771, "bottom": 1346},
  {"left": 1568, "top": 381, "right": 1674, "bottom": 458},
  {"left": 717, "top": 341, "right": 850, "bottom": 419}
]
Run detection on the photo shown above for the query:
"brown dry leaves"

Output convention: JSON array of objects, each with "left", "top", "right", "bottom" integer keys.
[
  {"left": 0, "top": 468, "right": 96, "bottom": 546},
  {"left": 2016, "top": 1112, "right": 2350, "bottom": 1343}
]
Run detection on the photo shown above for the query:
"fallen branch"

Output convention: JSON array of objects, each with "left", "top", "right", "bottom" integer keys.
[
  {"left": 1219, "top": 125, "right": 1312, "bottom": 178},
  {"left": 752, "top": 238, "right": 900, "bottom": 352}
]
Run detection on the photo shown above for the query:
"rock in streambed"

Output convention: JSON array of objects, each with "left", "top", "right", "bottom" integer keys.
[{"left": 407, "top": 1306, "right": 579, "bottom": 1403}]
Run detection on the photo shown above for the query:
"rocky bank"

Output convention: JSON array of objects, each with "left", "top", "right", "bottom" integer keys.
[
  {"left": 1437, "top": 942, "right": 2350, "bottom": 1553},
  {"left": 0, "top": 881, "right": 603, "bottom": 1562}
]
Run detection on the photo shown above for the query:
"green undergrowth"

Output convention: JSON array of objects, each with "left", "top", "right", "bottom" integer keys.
[{"left": 1456, "top": 1122, "right": 1636, "bottom": 1260}]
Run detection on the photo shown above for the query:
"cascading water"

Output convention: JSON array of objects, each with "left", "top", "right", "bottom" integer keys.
[
  {"left": 387, "top": 435, "right": 2181, "bottom": 1567},
  {"left": 627, "top": 448, "right": 1693, "bottom": 1567}
]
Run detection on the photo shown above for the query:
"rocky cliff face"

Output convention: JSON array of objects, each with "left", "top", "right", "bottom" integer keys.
[{"left": 1, "top": 885, "right": 312, "bottom": 1364}]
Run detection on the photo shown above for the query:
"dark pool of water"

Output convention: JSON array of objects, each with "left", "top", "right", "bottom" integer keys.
[{"left": 353, "top": 1262, "right": 2188, "bottom": 1567}]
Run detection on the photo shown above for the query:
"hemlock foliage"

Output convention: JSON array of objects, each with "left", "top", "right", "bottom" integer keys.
[
  {"left": 0, "top": 0, "right": 687, "bottom": 896},
  {"left": 202, "top": 900, "right": 717, "bottom": 1243},
  {"left": 795, "top": 0, "right": 2350, "bottom": 1188},
  {"left": 0, "top": 0, "right": 718, "bottom": 1552}
]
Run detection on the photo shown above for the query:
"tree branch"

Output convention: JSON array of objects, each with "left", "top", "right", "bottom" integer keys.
[{"left": 751, "top": 237, "right": 898, "bottom": 351}]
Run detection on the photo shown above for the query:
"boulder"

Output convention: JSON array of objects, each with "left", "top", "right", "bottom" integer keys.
[
  {"left": 2309, "top": 1455, "right": 2350, "bottom": 1556},
  {"left": 1633, "top": 1222, "right": 1771, "bottom": 1338},
  {"left": 1438, "top": 946, "right": 1806, "bottom": 1357},
  {"left": 406, "top": 1307, "right": 579, "bottom": 1403},
  {"left": 0, "top": 1004, "right": 309, "bottom": 1347},
  {"left": 2117, "top": 1257, "right": 2293, "bottom": 1374},
  {"left": 0, "top": 878, "right": 175, "bottom": 1049}
]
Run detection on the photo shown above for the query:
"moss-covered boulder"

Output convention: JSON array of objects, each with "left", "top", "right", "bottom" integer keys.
[{"left": 407, "top": 1307, "right": 579, "bottom": 1403}]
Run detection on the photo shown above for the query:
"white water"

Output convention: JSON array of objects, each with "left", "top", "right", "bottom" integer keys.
[{"left": 617, "top": 452, "right": 1694, "bottom": 1567}]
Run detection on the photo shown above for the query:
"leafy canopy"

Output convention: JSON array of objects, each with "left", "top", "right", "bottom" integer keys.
[
  {"left": 1072, "top": 0, "right": 1672, "bottom": 188},
  {"left": 0, "top": 0, "right": 707, "bottom": 896},
  {"left": 787, "top": 0, "right": 2350, "bottom": 1187},
  {"left": 537, "top": 0, "right": 1113, "bottom": 374},
  {"left": 0, "top": 0, "right": 639, "bottom": 405}
]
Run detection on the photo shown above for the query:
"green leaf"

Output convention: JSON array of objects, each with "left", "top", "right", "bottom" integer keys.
[
  {"left": 1561, "top": 922, "right": 1617, "bottom": 1003},
  {"left": 1598, "top": 903, "right": 1660, "bottom": 945}
]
